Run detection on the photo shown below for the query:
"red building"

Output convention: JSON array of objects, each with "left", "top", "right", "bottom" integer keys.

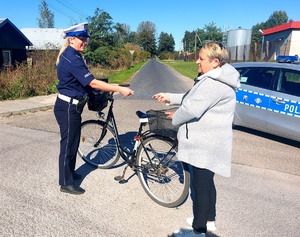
[{"left": 261, "top": 21, "right": 300, "bottom": 61}]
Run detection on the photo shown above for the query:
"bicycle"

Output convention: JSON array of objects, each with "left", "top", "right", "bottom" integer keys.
[{"left": 77, "top": 89, "right": 190, "bottom": 208}]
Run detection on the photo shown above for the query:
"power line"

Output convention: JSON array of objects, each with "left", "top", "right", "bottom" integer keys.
[
  {"left": 47, "top": 2, "right": 78, "bottom": 23},
  {"left": 54, "top": 0, "right": 89, "bottom": 18}
]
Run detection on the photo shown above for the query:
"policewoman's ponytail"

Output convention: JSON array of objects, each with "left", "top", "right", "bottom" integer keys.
[{"left": 56, "top": 38, "right": 70, "bottom": 66}]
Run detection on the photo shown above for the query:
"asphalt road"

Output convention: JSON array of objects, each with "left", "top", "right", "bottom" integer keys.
[
  {"left": 0, "top": 59, "right": 300, "bottom": 237},
  {"left": 114, "top": 58, "right": 195, "bottom": 100}
]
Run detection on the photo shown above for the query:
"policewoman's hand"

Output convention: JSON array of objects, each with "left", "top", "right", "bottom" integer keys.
[{"left": 119, "top": 86, "right": 134, "bottom": 97}]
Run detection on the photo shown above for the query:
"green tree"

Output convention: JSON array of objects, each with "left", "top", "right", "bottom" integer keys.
[
  {"left": 251, "top": 11, "right": 288, "bottom": 61},
  {"left": 126, "top": 31, "right": 139, "bottom": 45},
  {"left": 113, "top": 23, "right": 130, "bottom": 45},
  {"left": 251, "top": 22, "right": 265, "bottom": 44},
  {"left": 37, "top": 0, "right": 54, "bottom": 28},
  {"left": 137, "top": 21, "right": 157, "bottom": 56},
  {"left": 264, "top": 10, "right": 288, "bottom": 29},
  {"left": 250, "top": 22, "right": 265, "bottom": 61},
  {"left": 83, "top": 8, "right": 148, "bottom": 68},
  {"left": 182, "top": 31, "right": 195, "bottom": 53},
  {"left": 157, "top": 32, "right": 175, "bottom": 54},
  {"left": 203, "top": 22, "right": 222, "bottom": 42},
  {"left": 182, "top": 29, "right": 205, "bottom": 53},
  {"left": 87, "top": 9, "right": 114, "bottom": 49},
  {"left": 85, "top": 8, "right": 115, "bottom": 65}
]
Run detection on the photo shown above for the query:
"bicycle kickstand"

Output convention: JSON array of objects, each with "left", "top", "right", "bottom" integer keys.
[{"left": 114, "top": 165, "right": 129, "bottom": 184}]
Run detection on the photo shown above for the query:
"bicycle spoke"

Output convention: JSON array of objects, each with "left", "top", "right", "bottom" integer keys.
[
  {"left": 137, "top": 136, "right": 190, "bottom": 208},
  {"left": 78, "top": 121, "right": 120, "bottom": 168}
]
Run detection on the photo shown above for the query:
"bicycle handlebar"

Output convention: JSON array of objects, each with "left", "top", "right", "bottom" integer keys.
[{"left": 106, "top": 83, "right": 130, "bottom": 100}]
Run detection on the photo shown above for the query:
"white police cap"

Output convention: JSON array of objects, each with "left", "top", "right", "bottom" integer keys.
[{"left": 63, "top": 22, "right": 90, "bottom": 38}]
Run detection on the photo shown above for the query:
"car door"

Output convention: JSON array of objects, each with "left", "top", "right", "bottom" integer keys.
[
  {"left": 234, "top": 66, "right": 276, "bottom": 130},
  {"left": 267, "top": 68, "right": 300, "bottom": 141}
]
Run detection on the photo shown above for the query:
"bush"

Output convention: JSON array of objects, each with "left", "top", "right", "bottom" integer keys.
[
  {"left": 159, "top": 52, "right": 176, "bottom": 60},
  {"left": 0, "top": 45, "right": 149, "bottom": 101},
  {"left": 84, "top": 43, "right": 149, "bottom": 70},
  {"left": 0, "top": 50, "right": 58, "bottom": 100}
]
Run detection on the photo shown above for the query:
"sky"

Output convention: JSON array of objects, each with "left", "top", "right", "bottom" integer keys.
[{"left": 1, "top": 0, "right": 300, "bottom": 50}]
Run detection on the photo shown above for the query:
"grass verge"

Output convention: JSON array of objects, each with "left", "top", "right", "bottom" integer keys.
[
  {"left": 161, "top": 60, "right": 198, "bottom": 80},
  {"left": 107, "top": 61, "right": 148, "bottom": 84}
]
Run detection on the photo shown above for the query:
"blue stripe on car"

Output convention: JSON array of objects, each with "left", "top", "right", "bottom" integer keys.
[{"left": 236, "top": 89, "right": 300, "bottom": 118}]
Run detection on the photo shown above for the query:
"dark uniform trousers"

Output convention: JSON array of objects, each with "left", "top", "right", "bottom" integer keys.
[{"left": 54, "top": 97, "right": 82, "bottom": 186}]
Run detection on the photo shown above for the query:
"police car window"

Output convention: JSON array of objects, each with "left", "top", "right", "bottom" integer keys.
[
  {"left": 237, "top": 67, "right": 275, "bottom": 89},
  {"left": 278, "top": 69, "right": 300, "bottom": 97}
]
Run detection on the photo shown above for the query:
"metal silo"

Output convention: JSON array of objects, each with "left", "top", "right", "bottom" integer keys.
[{"left": 226, "top": 28, "right": 252, "bottom": 61}]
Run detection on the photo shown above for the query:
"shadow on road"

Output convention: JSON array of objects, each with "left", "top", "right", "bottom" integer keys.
[
  {"left": 74, "top": 131, "right": 138, "bottom": 186},
  {"left": 233, "top": 125, "right": 300, "bottom": 148},
  {"left": 168, "top": 229, "right": 220, "bottom": 237}
]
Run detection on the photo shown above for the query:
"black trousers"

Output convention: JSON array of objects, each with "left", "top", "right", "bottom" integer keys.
[
  {"left": 191, "top": 167, "right": 216, "bottom": 234},
  {"left": 54, "top": 97, "right": 82, "bottom": 186}
]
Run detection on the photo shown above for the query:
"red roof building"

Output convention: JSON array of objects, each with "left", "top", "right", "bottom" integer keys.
[
  {"left": 261, "top": 21, "right": 300, "bottom": 61},
  {"left": 262, "top": 21, "right": 300, "bottom": 36}
]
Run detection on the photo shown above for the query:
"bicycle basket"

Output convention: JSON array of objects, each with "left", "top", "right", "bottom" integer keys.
[
  {"left": 146, "top": 108, "right": 179, "bottom": 139},
  {"left": 87, "top": 89, "right": 109, "bottom": 112}
]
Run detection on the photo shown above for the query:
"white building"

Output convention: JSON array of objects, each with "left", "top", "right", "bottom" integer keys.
[
  {"left": 261, "top": 21, "right": 300, "bottom": 61},
  {"left": 21, "top": 28, "right": 65, "bottom": 50}
]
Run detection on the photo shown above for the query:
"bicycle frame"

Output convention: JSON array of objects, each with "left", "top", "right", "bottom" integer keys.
[
  {"left": 79, "top": 92, "right": 190, "bottom": 207},
  {"left": 97, "top": 94, "right": 146, "bottom": 167},
  {"left": 96, "top": 94, "right": 177, "bottom": 175}
]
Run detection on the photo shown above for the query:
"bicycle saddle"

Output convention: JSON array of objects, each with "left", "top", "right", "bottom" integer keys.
[{"left": 136, "top": 110, "right": 155, "bottom": 118}]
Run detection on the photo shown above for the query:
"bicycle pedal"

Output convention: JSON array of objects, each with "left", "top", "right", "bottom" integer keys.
[
  {"left": 119, "top": 179, "right": 128, "bottom": 184},
  {"left": 114, "top": 175, "right": 123, "bottom": 181}
]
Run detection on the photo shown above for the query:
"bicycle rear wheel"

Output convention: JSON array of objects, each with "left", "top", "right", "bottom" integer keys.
[
  {"left": 78, "top": 120, "right": 120, "bottom": 169},
  {"left": 136, "top": 136, "right": 190, "bottom": 208}
]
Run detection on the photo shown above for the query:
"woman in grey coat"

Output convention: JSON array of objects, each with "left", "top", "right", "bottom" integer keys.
[{"left": 153, "top": 41, "right": 240, "bottom": 237}]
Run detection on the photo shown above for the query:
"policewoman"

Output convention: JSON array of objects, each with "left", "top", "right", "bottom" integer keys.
[{"left": 54, "top": 22, "right": 134, "bottom": 195}]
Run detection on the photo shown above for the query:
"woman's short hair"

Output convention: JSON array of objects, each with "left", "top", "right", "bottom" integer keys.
[{"left": 203, "top": 41, "right": 229, "bottom": 66}]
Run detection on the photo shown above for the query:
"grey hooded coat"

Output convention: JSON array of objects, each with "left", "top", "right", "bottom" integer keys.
[{"left": 166, "top": 63, "right": 240, "bottom": 177}]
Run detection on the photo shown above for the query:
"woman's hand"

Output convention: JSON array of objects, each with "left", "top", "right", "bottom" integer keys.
[
  {"left": 165, "top": 111, "right": 175, "bottom": 119},
  {"left": 152, "top": 93, "right": 170, "bottom": 103}
]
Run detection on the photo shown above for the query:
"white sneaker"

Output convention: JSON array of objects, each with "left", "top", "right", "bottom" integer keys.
[
  {"left": 186, "top": 217, "right": 217, "bottom": 232},
  {"left": 206, "top": 221, "right": 217, "bottom": 232},
  {"left": 186, "top": 217, "right": 193, "bottom": 226},
  {"left": 173, "top": 229, "right": 206, "bottom": 237}
]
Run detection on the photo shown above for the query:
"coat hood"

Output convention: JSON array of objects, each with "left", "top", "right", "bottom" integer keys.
[{"left": 195, "top": 63, "right": 240, "bottom": 89}]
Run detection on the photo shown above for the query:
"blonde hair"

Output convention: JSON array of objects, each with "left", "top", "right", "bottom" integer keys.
[
  {"left": 56, "top": 38, "right": 70, "bottom": 65},
  {"left": 203, "top": 41, "right": 229, "bottom": 66}
]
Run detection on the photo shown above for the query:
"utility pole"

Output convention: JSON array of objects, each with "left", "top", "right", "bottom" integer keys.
[
  {"left": 194, "top": 30, "right": 202, "bottom": 60},
  {"left": 194, "top": 31, "right": 197, "bottom": 60}
]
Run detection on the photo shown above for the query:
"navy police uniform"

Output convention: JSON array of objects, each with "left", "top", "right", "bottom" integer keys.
[{"left": 54, "top": 23, "right": 94, "bottom": 189}]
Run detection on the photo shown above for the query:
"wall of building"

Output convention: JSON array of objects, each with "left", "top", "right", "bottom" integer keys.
[
  {"left": 290, "top": 31, "right": 300, "bottom": 56},
  {"left": 261, "top": 29, "right": 300, "bottom": 61},
  {"left": 261, "top": 30, "right": 291, "bottom": 61}
]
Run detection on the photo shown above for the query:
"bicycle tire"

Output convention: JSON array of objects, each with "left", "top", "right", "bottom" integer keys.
[
  {"left": 78, "top": 120, "right": 120, "bottom": 169},
  {"left": 136, "top": 136, "right": 190, "bottom": 208}
]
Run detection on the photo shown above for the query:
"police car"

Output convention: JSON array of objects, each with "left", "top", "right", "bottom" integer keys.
[{"left": 232, "top": 62, "right": 300, "bottom": 142}]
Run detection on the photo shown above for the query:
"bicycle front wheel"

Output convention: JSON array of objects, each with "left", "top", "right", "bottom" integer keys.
[
  {"left": 78, "top": 120, "right": 120, "bottom": 169},
  {"left": 136, "top": 136, "right": 190, "bottom": 208}
]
